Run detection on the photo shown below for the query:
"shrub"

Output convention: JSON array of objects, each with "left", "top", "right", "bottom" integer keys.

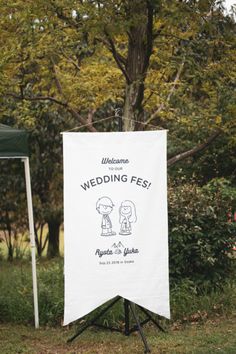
[{"left": 168, "top": 178, "right": 236, "bottom": 289}]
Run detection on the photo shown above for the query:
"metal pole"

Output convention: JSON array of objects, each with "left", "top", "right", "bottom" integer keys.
[
  {"left": 23, "top": 157, "right": 39, "bottom": 328},
  {"left": 67, "top": 296, "right": 121, "bottom": 342},
  {"left": 130, "top": 303, "right": 151, "bottom": 353},
  {"left": 138, "top": 306, "right": 165, "bottom": 332}
]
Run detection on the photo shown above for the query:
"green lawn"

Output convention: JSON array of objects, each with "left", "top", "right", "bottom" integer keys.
[
  {"left": 1, "top": 254, "right": 235, "bottom": 353},
  {"left": 0, "top": 316, "right": 236, "bottom": 354}
]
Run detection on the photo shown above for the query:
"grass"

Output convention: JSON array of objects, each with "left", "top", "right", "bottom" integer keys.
[
  {"left": 0, "top": 258, "right": 236, "bottom": 353},
  {"left": 0, "top": 259, "right": 236, "bottom": 326},
  {"left": 0, "top": 259, "right": 64, "bottom": 325},
  {"left": 0, "top": 316, "right": 236, "bottom": 353}
]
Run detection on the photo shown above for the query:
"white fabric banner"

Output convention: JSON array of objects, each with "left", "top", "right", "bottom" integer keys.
[{"left": 63, "top": 131, "right": 170, "bottom": 325}]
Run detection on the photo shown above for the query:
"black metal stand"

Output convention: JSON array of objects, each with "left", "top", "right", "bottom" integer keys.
[{"left": 67, "top": 296, "right": 165, "bottom": 353}]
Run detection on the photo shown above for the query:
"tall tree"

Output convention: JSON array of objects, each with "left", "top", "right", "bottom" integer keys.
[
  {"left": 0, "top": 0, "right": 235, "bottom": 256},
  {"left": 1, "top": 1, "right": 235, "bottom": 138}
]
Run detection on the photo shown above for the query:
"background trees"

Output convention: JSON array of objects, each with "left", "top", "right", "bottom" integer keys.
[
  {"left": 0, "top": 0, "right": 235, "bottom": 260},
  {"left": 0, "top": 159, "right": 27, "bottom": 260}
]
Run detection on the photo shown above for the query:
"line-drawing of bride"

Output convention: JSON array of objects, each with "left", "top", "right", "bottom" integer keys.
[{"left": 119, "top": 200, "right": 137, "bottom": 236}]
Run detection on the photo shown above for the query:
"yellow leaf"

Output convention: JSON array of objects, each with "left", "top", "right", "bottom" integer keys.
[{"left": 215, "top": 116, "right": 222, "bottom": 125}]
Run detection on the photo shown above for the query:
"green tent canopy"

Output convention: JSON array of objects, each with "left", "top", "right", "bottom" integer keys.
[{"left": 0, "top": 123, "right": 29, "bottom": 157}]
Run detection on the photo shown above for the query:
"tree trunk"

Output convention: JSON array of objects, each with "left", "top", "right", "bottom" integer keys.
[
  {"left": 5, "top": 214, "right": 13, "bottom": 261},
  {"left": 35, "top": 223, "right": 48, "bottom": 257},
  {"left": 122, "top": 1, "right": 153, "bottom": 131},
  {"left": 123, "top": 82, "right": 145, "bottom": 131},
  {"left": 8, "top": 241, "right": 14, "bottom": 262},
  {"left": 47, "top": 218, "right": 60, "bottom": 258}
]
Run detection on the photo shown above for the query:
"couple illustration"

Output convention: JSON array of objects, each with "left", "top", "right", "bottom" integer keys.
[{"left": 96, "top": 196, "right": 137, "bottom": 236}]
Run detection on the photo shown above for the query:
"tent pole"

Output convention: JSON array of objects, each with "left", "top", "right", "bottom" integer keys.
[{"left": 23, "top": 157, "right": 39, "bottom": 328}]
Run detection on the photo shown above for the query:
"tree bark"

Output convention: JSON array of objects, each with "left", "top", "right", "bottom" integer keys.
[
  {"left": 35, "top": 222, "right": 48, "bottom": 257},
  {"left": 8, "top": 241, "right": 14, "bottom": 262},
  {"left": 122, "top": 1, "right": 153, "bottom": 131},
  {"left": 123, "top": 82, "right": 145, "bottom": 131}
]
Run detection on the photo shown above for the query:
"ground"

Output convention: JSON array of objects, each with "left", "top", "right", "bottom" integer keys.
[{"left": 0, "top": 316, "right": 236, "bottom": 354}]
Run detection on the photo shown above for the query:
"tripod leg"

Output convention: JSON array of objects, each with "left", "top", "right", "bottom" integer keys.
[
  {"left": 124, "top": 299, "right": 130, "bottom": 336},
  {"left": 67, "top": 320, "right": 93, "bottom": 343},
  {"left": 67, "top": 296, "right": 121, "bottom": 343},
  {"left": 129, "top": 303, "right": 151, "bottom": 353},
  {"left": 138, "top": 306, "right": 165, "bottom": 333}
]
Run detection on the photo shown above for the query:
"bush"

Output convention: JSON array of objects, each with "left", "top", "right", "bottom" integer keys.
[{"left": 168, "top": 178, "right": 236, "bottom": 289}]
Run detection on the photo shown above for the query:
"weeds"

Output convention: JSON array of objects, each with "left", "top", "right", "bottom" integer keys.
[{"left": 0, "top": 259, "right": 235, "bottom": 327}]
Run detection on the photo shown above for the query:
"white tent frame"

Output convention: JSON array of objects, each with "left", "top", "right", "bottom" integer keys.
[{"left": 0, "top": 156, "right": 39, "bottom": 328}]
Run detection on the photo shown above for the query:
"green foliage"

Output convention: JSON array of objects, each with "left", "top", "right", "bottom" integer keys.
[
  {"left": 37, "top": 260, "right": 64, "bottom": 325},
  {"left": 0, "top": 259, "right": 235, "bottom": 327},
  {"left": 0, "top": 0, "right": 235, "bottom": 320},
  {"left": 170, "top": 278, "right": 236, "bottom": 322},
  {"left": 0, "top": 263, "right": 34, "bottom": 323},
  {"left": 0, "top": 259, "right": 64, "bottom": 325},
  {"left": 169, "top": 134, "right": 236, "bottom": 185},
  {"left": 169, "top": 179, "right": 236, "bottom": 288},
  {"left": 0, "top": 0, "right": 235, "bottom": 259},
  {"left": 0, "top": 0, "right": 235, "bottom": 132},
  {"left": 0, "top": 102, "right": 74, "bottom": 258},
  {"left": 0, "top": 159, "right": 28, "bottom": 261}
]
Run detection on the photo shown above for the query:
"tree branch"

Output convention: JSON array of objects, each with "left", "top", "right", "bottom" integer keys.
[
  {"left": 67, "top": 106, "right": 97, "bottom": 132},
  {"left": 94, "top": 37, "right": 126, "bottom": 65},
  {"left": 143, "top": 1, "right": 154, "bottom": 73},
  {"left": 87, "top": 108, "right": 96, "bottom": 126},
  {"left": 5, "top": 93, "right": 97, "bottom": 132},
  {"left": 104, "top": 28, "right": 131, "bottom": 83},
  {"left": 60, "top": 50, "right": 80, "bottom": 71},
  {"left": 51, "top": 2, "right": 79, "bottom": 30},
  {"left": 146, "top": 56, "right": 185, "bottom": 125},
  {"left": 167, "top": 130, "right": 221, "bottom": 167},
  {"left": 51, "top": 57, "right": 64, "bottom": 96}
]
